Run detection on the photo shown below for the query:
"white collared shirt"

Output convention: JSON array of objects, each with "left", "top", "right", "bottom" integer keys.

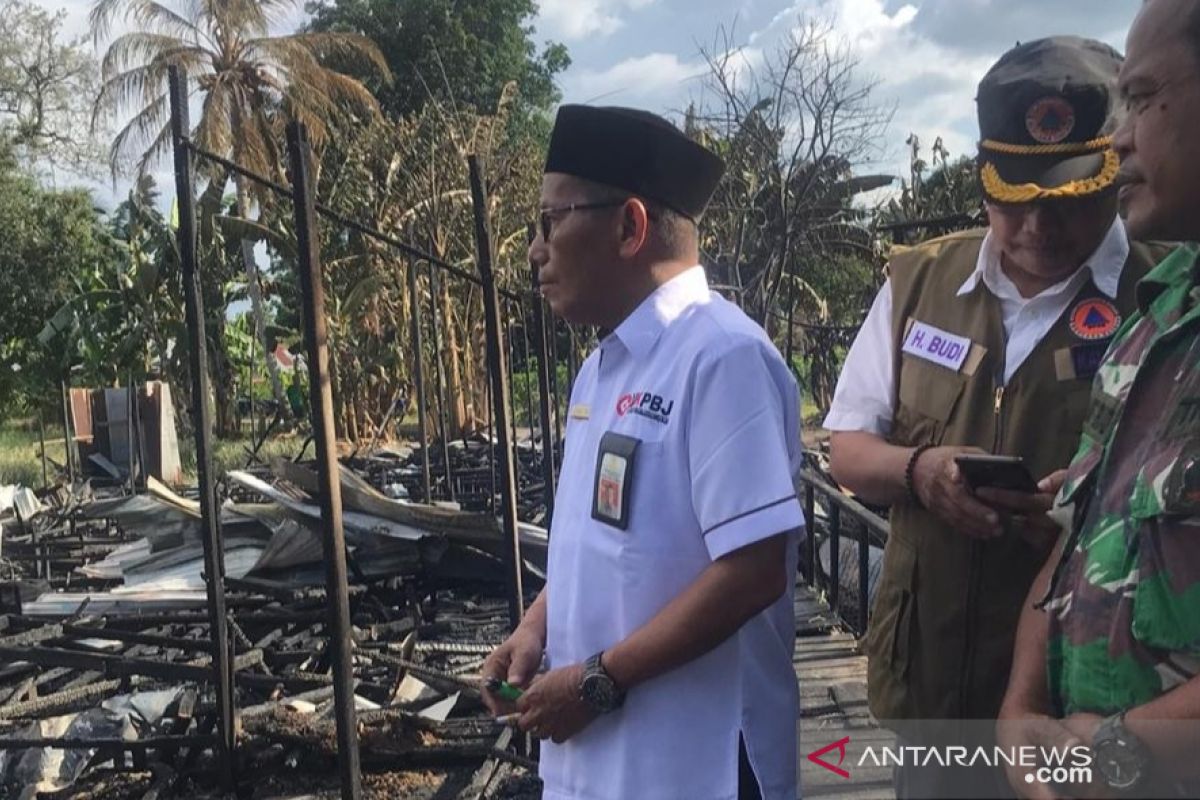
[
  {"left": 823, "top": 218, "right": 1130, "bottom": 436},
  {"left": 540, "top": 265, "right": 806, "bottom": 800}
]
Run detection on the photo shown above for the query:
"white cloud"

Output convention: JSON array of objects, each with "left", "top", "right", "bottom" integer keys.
[
  {"left": 43, "top": 0, "right": 93, "bottom": 41},
  {"left": 830, "top": 0, "right": 993, "bottom": 163},
  {"left": 537, "top": 0, "right": 659, "bottom": 41},
  {"left": 717, "top": 45, "right": 766, "bottom": 92},
  {"left": 902, "top": 0, "right": 1138, "bottom": 55},
  {"left": 564, "top": 52, "right": 706, "bottom": 105},
  {"left": 738, "top": 0, "right": 999, "bottom": 182}
]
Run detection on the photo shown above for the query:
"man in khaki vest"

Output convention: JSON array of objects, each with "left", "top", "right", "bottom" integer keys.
[{"left": 823, "top": 37, "right": 1169, "bottom": 797}]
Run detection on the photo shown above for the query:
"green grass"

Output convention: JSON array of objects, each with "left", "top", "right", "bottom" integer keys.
[
  {"left": 0, "top": 420, "right": 61, "bottom": 488},
  {"left": 179, "top": 430, "right": 309, "bottom": 484},
  {"left": 0, "top": 418, "right": 310, "bottom": 489}
]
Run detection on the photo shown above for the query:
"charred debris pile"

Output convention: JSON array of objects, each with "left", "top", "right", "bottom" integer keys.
[{"left": 0, "top": 442, "right": 552, "bottom": 800}]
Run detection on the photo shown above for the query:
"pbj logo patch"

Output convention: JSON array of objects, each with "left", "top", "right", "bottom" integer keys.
[
  {"left": 1069, "top": 298, "right": 1121, "bottom": 340},
  {"left": 615, "top": 391, "right": 675, "bottom": 424}
]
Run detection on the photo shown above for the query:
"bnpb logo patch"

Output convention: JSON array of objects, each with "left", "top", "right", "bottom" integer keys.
[
  {"left": 1069, "top": 298, "right": 1121, "bottom": 341},
  {"left": 1025, "top": 96, "right": 1076, "bottom": 144}
]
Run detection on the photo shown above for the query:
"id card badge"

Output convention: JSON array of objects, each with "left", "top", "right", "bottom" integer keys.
[{"left": 592, "top": 431, "right": 640, "bottom": 530}]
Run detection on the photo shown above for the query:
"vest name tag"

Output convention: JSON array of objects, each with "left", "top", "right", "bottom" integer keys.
[{"left": 902, "top": 321, "right": 972, "bottom": 372}]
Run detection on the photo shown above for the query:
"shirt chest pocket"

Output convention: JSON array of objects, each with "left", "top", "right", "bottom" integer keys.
[
  {"left": 591, "top": 430, "right": 692, "bottom": 551},
  {"left": 892, "top": 354, "right": 968, "bottom": 447},
  {"left": 1127, "top": 437, "right": 1200, "bottom": 655}
]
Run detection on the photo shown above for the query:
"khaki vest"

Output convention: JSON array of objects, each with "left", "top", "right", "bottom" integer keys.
[{"left": 864, "top": 228, "right": 1168, "bottom": 722}]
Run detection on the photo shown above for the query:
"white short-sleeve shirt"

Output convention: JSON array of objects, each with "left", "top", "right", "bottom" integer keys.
[
  {"left": 823, "top": 219, "right": 1131, "bottom": 436},
  {"left": 540, "top": 266, "right": 806, "bottom": 800}
]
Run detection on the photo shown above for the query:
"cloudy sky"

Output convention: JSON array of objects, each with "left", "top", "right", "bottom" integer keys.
[
  {"left": 541, "top": 0, "right": 1140, "bottom": 176},
  {"left": 43, "top": 0, "right": 1141, "bottom": 203}
]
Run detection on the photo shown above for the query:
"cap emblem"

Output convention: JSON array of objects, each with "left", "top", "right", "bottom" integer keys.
[{"left": 1026, "top": 96, "right": 1076, "bottom": 144}]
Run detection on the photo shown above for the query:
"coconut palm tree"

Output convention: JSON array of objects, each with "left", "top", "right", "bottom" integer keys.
[{"left": 90, "top": 0, "right": 390, "bottom": 427}]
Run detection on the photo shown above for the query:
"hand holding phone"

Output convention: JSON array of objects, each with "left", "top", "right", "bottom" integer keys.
[
  {"left": 954, "top": 454, "right": 1039, "bottom": 493},
  {"left": 969, "top": 461, "right": 1066, "bottom": 551}
]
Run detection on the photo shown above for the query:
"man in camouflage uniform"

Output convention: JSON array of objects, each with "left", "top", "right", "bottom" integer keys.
[{"left": 999, "top": 1, "right": 1200, "bottom": 797}]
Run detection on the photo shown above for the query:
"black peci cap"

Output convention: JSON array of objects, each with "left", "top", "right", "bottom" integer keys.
[
  {"left": 976, "top": 36, "right": 1123, "bottom": 204},
  {"left": 545, "top": 105, "right": 726, "bottom": 221}
]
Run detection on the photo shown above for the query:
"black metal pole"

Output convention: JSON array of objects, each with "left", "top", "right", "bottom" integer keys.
[
  {"left": 126, "top": 372, "right": 136, "bottom": 491},
  {"left": 519, "top": 307, "right": 536, "bottom": 436},
  {"left": 566, "top": 328, "right": 579, "bottom": 405},
  {"left": 548, "top": 318, "right": 561, "bottom": 467},
  {"left": 530, "top": 259, "right": 556, "bottom": 528},
  {"left": 61, "top": 379, "right": 76, "bottom": 540},
  {"left": 38, "top": 408, "right": 48, "bottom": 489},
  {"left": 427, "top": 261, "right": 455, "bottom": 502},
  {"left": 732, "top": 211, "right": 747, "bottom": 292},
  {"left": 167, "top": 65, "right": 236, "bottom": 791},
  {"left": 829, "top": 504, "right": 841, "bottom": 615},
  {"left": 785, "top": 290, "right": 795, "bottom": 369},
  {"left": 406, "top": 260, "right": 432, "bottom": 503},
  {"left": 286, "top": 121, "right": 363, "bottom": 800},
  {"left": 858, "top": 522, "right": 871, "bottom": 636},
  {"left": 486, "top": 373, "right": 496, "bottom": 513},
  {"left": 506, "top": 317, "right": 522, "bottom": 506},
  {"left": 135, "top": 381, "right": 148, "bottom": 490},
  {"left": 468, "top": 155, "right": 524, "bottom": 629},
  {"left": 249, "top": 315, "right": 258, "bottom": 445},
  {"left": 804, "top": 483, "right": 815, "bottom": 584}
]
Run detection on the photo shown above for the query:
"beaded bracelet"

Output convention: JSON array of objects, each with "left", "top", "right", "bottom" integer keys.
[{"left": 905, "top": 444, "right": 934, "bottom": 508}]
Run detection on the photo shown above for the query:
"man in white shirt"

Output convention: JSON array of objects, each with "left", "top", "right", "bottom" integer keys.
[
  {"left": 823, "top": 37, "right": 1169, "bottom": 798},
  {"left": 481, "top": 105, "right": 806, "bottom": 800}
]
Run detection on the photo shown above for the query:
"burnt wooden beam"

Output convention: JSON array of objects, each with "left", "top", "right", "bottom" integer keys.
[{"left": 0, "top": 646, "right": 263, "bottom": 685}]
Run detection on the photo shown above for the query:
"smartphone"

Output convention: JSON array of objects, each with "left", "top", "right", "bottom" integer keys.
[{"left": 954, "top": 454, "right": 1038, "bottom": 493}]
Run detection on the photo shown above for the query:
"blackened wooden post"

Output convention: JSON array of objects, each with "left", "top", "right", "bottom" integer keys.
[
  {"left": 468, "top": 155, "right": 524, "bottom": 628},
  {"left": 529, "top": 257, "right": 557, "bottom": 528},
  {"left": 405, "top": 260, "right": 432, "bottom": 502},
  {"left": 167, "top": 64, "right": 236, "bottom": 790},
  {"left": 60, "top": 378, "right": 74, "bottom": 484},
  {"left": 426, "top": 261, "right": 455, "bottom": 502},
  {"left": 286, "top": 121, "right": 363, "bottom": 800}
]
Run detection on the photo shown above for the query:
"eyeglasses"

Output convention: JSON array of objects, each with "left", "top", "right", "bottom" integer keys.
[{"left": 538, "top": 201, "right": 627, "bottom": 243}]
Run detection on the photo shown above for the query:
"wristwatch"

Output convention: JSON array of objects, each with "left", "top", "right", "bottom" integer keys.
[
  {"left": 579, "top": 651, "right": 625, "bottom": 713},
  {"left": 1092, "top": 711, "right": 1151, "bottom": 793}
]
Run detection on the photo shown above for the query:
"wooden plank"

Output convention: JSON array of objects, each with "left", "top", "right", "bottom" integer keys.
[{"left": 794, "top": 579, "right": 895, "bottom": 799}]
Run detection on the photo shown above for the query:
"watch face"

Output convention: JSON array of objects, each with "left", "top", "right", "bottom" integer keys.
[
  {"left": 582, "top": 673, "right": 619, "bottom": 711},
  {"left": 1095, "top": 740, "right": 1144, "bottom": 790}
]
